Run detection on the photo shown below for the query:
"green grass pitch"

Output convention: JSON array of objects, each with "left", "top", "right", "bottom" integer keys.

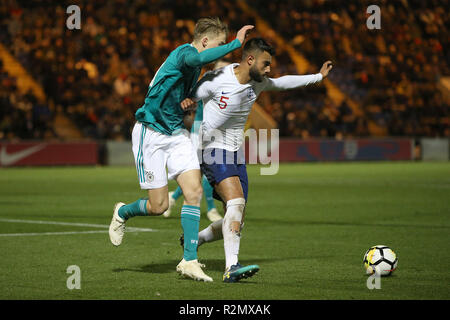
[{"left": 0, "top": 162, "right": 449, "bottom": 300}]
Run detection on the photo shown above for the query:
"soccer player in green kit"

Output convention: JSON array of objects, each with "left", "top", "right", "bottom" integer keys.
[
  {"left": 163, "top": 100, "right": 223, "bottom": 222},
  {"left": 163, "top": 60, "right": 231, "bottom": 223},
  {"left": 109, "top": 17, "right": 253, "bottom": 282}
]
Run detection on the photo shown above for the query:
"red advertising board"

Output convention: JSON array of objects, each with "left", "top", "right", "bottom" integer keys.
[
  {"left": 244, "top": 138, "right": 414, "bottom": 163},
  {"left": 0, "top": 141, "right": 98, "bottom": 167},
  {"left": 0, "top": 138, "right": 413, "bottom": 167},
  {"left": 278, "top": 138, "right": 414, "bottom": 162}
]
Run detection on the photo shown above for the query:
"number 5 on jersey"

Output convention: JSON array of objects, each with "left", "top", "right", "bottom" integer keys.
[{"left": 219, "top": 96, "right": 229, "bottom": 109}]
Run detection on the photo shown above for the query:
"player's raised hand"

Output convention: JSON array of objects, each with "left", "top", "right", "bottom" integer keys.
[
  {"left": 180, "top": 98, "right": 197, "bottom": 111},
  {"left": 236, "top": 25, "right": 254, "bottom": 45},
  {"left": 320, "top": 61, "right": 333, "bottom": 78}
]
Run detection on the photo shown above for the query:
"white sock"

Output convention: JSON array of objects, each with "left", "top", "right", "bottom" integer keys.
[
  {"left": 198, "top": 218, "right": 223, "bottom": 246},
  {"left": 223, "top": 198, "right": 245, "bottom": 270},
  {"left": 223, "top": 229, "right": 240, "bottom": 269}
]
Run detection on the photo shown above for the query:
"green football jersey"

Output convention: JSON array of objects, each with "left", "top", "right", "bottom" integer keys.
[{"left": 135, "top": 39, "right": 241, "bottom": 135}]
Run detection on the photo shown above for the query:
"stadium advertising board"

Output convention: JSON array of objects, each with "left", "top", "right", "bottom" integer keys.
[
  {"left": 0, "top": 142, "right": 98, "bottom": 167},
  {"left": 272, "top": 138, "right": 414, "bottom": 162}
]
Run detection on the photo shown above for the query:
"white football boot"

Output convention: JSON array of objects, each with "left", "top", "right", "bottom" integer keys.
[
  {"left": 206, "top": 208, "right": 222, "bottom": 222},
  {"left": 109, "top": 202, "right": 126, "bottom": 246},
  {"left": 162, "top": 191, "right": 176, "bottom": 218},
  {"left": 176, "top": 259, "right": 213, "bottom": 282}
]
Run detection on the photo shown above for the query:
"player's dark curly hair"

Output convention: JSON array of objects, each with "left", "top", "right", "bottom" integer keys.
[{"left": 242, "top": 38, "right": 276, "bottom": 58}]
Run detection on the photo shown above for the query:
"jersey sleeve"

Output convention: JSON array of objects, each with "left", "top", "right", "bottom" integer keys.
[
  {"left": 263, "top": 73, "right": 323, "bottom": 91},
  {"left": 190, "top": 71, "right": 218, "bottom": 102},
  {"left": 184, "top": 39, "right": 241, "bottom": 68}
]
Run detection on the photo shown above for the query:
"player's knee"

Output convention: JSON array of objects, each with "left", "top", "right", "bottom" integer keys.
[
  {"left": 150, "top": 205, "right": 168, "bottom": 216},
  {"left": 183, "top": 184, "right": 203, "bottom": 205},
  {"left": 149, "top": 198, "right": 169, "bottom": 216}
]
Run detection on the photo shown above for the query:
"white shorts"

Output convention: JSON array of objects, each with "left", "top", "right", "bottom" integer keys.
[{"left": 132, "top": 122, "right": 200, "bottom": 189}]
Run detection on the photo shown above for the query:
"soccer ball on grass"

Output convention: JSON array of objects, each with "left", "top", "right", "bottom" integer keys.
[{"left": 363, "top": 245, "right": 398, "bottom": 276}]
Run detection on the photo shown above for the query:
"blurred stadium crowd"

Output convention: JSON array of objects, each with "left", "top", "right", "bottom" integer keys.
[
  {"left": 0, "top": 59, "right": 56, "bottom": 139},
  {"left": 257, "top": 0, "right": 449, "bottom": 138},
  {"left": 0, "top": 0, "right": 448, "bottom": 141}
]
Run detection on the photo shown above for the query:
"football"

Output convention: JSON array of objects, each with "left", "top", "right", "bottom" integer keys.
[{"left": 363, "top": 245, "right": 398, "bottom": 276}]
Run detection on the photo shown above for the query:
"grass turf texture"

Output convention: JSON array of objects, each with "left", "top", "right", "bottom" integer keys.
[{"left": 0, "top": 162, "right": 449, "bottom": 300}]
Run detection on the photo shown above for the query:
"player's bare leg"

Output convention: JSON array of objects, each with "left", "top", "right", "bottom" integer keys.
[
  {"left": 109, "top": 186, "right": 169, "bottom": 246},
  {"left": 146, "top": 186, "right": 170, "bottom": 215},
  {"left": 175, "top": 169, "right": 213, "bottom": 282},
  {"left": 176, "top": 169, "right": 203, "bottom": 207}
]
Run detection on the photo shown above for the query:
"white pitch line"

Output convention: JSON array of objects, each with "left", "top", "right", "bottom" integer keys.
[
  {"left": 0, "top": 217, "right": 157, "bottom": 233},
  {"left": 0, "top": 230, "right": 109, "bottom": 237}
]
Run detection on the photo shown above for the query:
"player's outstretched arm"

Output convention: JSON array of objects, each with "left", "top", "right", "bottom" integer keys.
[
  {"left": 185, "top": 25, "right": 254, "bottom": 68},
  {"left": 265, "top": 60, "right": 333, "bottom": 91}
]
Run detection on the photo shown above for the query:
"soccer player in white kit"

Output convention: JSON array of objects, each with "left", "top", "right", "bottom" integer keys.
[{"left": 184, "top": 38, "right": 333, "bottom": 282}]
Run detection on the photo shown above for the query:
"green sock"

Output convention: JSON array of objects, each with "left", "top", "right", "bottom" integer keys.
[
  {"left": 181, "top": 205, "right": 200, "bottom": 261},
  {"left": 172, "top": 186, "right": 183, "bottom": 201},
  {"left": 118, "top": 198, "right": 149, "bottom": 220},
  {"left": 202, "top": 176, "right": 216, "bottom": 212}
]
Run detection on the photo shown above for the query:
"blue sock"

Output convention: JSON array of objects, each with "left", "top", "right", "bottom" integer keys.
[
  {"left": 181, "top": 205, "right": 200, "bottom": 261},
  {"left": 172, "top": 186, "right": 183, "bottom": 201},
  {"left": 202, "top": 176, "right": 216, "bottom": 212},
  {"left": 118, "top": 198, "right": 149, "bottom": 220}
]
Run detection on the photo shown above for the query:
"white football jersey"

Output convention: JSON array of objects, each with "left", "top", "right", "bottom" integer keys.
[{"left": 193, "top": 63, "right": 322, "bottom": 151}]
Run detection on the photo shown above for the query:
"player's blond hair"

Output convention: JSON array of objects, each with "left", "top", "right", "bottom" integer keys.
[{"left": 193, "top": 17, "right": 228, "bottom": 42}]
